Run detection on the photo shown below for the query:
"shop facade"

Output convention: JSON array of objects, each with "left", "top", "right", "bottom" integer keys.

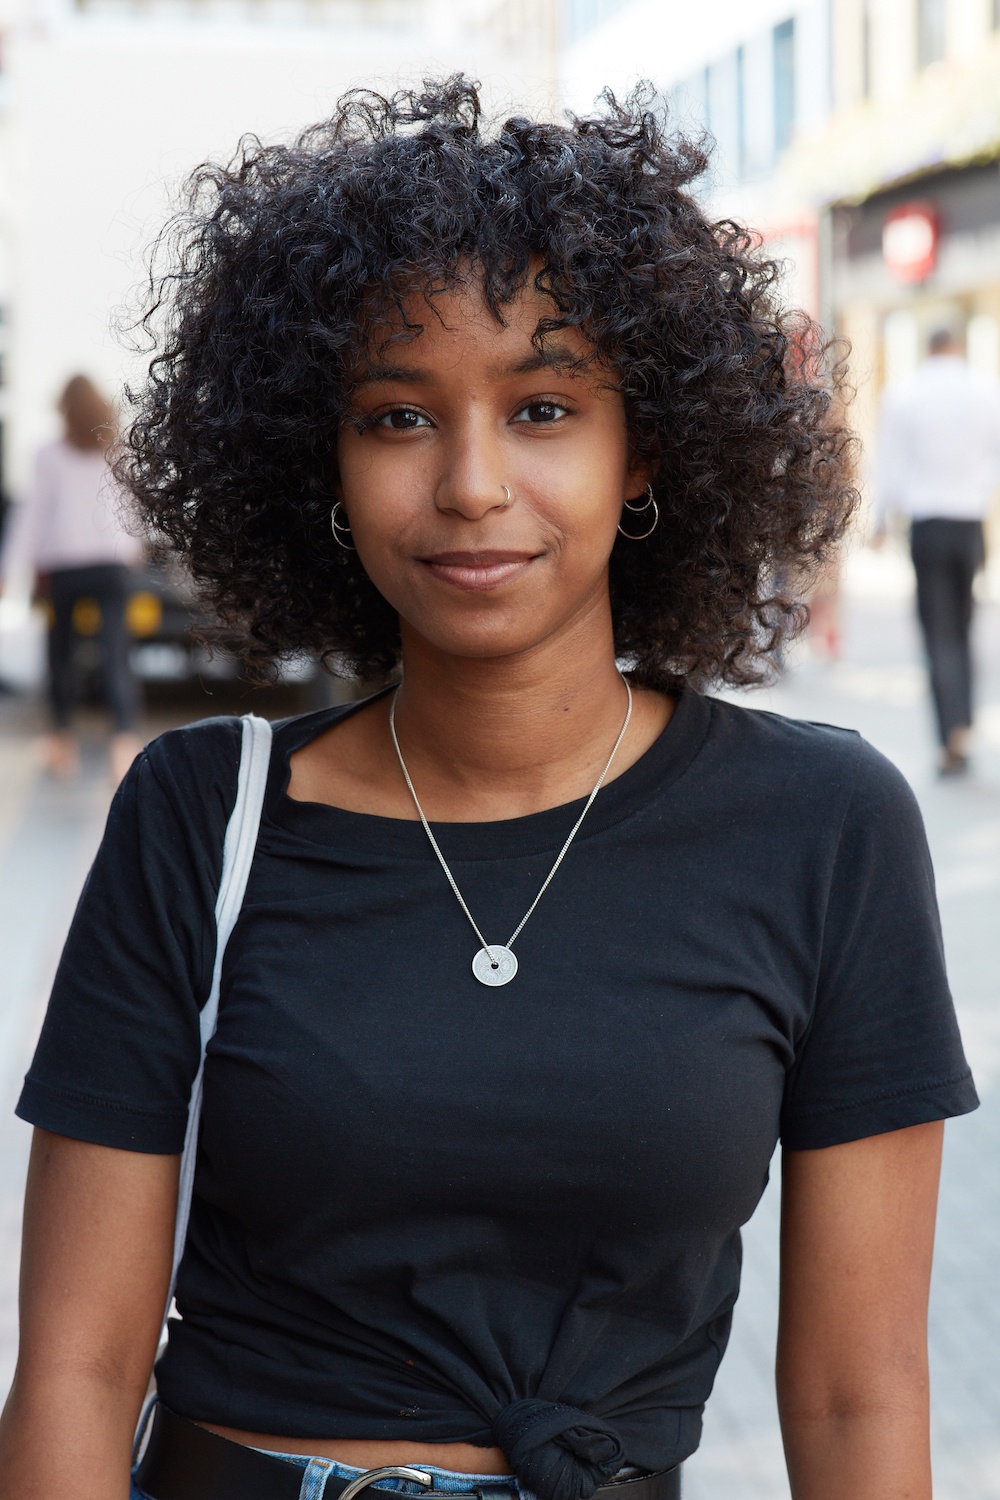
[{"left": 830, "top": 158, "right": 1000, "bottom": 459}]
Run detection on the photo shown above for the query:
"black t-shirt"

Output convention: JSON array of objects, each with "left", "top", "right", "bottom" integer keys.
[{"left": 17, "top": 688, "right": 976, "bottom": 1495}]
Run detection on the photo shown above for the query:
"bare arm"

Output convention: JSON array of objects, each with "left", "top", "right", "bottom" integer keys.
[
  {"left": 777, "top": 1121, "right": 943, "bottom": 1500},
  {"left": 0, "top": 1129, "right": 178, "bottom": 1500}
]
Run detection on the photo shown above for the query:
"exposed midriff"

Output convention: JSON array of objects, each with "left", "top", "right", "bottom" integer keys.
[{"left": 199, "top": 1429, "right": 511, "bottom": 1473}]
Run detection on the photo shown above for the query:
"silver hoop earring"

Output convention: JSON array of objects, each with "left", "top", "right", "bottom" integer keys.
[
  {"left": 618, "top": 484, "right": 659, "bottom": 541},
  {"left": 331, "top": 502, "right": 356, "bottom": 551},
  {"left": 499, "top": 484, "right": 511, "bottom": 509}
]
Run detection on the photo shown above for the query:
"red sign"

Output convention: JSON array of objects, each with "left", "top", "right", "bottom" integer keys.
[{"left": 882, "top": 202, "right": 939, "bottom": 284}]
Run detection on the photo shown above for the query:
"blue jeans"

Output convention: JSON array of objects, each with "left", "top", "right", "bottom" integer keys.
[{"left": 131, "top": 1452, "right": 528, "bottom": 1500}]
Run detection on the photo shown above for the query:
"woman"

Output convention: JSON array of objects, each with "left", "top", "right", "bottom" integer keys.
[
  {"left": 0, "top": 81, "right": 976, "bottom": 1500},
  {"left": 0, "top": 375, "right": 144, "bottom": 784}
]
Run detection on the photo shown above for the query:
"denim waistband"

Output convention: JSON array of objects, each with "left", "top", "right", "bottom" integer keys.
[{"left": 132, "top": 1450, "right": 527, "bottom": 1500}]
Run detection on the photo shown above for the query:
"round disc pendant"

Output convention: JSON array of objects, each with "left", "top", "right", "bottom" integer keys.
[{"left": 472, "top": 945, "right": 518, "bottom": 987}]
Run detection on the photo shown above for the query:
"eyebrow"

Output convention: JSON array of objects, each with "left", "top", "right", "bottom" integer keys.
[
  {"left": 507, "top": 345, "right": 584, "bottom": 375},
  {"left": 350, "top": 363, "right": 430, "bottom": 388},
  {"left": 350, "top": 343, "right": 585, "bottom": 389}
]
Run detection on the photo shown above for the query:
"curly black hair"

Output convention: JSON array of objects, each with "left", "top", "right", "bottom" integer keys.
[{"left": 119, "top": 76, "right": 857, "bottom": 688}]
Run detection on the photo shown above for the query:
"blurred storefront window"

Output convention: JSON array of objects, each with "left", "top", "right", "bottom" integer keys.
[
  {"left": 833, "top": 161, "right": 1000, "bottom": 410},
  {"left": 564, "top": 0, "right": 632, "bottom": 43},
  {"left": 773, "top": 18, "right": 796, "bottom": 152},
  {"left": 917, "top": 0, "right": 946, "bottom": 68}
]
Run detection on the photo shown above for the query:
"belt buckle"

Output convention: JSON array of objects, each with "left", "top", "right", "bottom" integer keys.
[{"left": 338, "top": 1467, "right": 435, "bottom": 1500}]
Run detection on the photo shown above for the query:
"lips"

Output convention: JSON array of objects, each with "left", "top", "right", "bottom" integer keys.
[{"left": 420, "top": 551, "right": 538, "bottom": 592}]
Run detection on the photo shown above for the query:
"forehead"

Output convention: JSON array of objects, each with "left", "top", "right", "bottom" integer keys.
[{"left": 354, "top": 275, "right": 595, "bottom": 379}]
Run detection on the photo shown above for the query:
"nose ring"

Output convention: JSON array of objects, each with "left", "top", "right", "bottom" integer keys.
[{"left": 499, "top": 484, "right": 511, "bottom": 509}]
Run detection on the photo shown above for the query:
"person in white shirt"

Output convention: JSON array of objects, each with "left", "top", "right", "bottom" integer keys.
[
  {"left": 0, "top": 375, "right": 144, "bottom": 783},
  {"left": 874, "top": 329, "right": 1000, "bottom": 775}
]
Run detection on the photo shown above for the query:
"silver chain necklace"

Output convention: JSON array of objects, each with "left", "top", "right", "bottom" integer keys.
[{"left": 389, "top": 677, "right": 633, "bottom": 987}]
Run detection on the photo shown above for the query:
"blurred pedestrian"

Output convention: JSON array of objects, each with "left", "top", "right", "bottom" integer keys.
[
  {"left": 0, "top": 375, "right": 144, "bottom": 784},
  {"left": 874, "top": 328, "right": 1000, "bottom": 775}
]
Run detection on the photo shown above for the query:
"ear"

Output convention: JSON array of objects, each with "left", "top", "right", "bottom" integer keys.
[
  {"left": 624, "top": 454, "right": 654, "bottom": 504},
  {"left": 329, "top": 452, "right": 343, "bottom": 501}
]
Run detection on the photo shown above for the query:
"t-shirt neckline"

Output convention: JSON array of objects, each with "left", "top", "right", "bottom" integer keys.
[{"left": 266, "top": 683, "right": 711, "bottom": 861}]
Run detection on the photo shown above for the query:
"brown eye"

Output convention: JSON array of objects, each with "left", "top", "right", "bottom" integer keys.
[
  {"left": 513, "top": 402, "right": 568, "bottom": 424},
  {"left": 377, "top": 408, "right": 431, "bottom": 430}
]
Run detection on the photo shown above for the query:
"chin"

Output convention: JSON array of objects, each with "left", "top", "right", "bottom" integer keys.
[
  {"left": 427, "top": 635, "right": 543, "bottom": 663},
  {"left": 405, "top": 619, "right": 551, "bottom": 663}
]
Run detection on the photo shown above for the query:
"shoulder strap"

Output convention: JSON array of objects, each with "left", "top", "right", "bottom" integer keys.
[{"left": 166, "top": 712, "right": 273, "bottom": 1314}]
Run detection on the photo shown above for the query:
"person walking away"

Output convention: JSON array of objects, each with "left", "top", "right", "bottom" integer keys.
[
  {"left": 874, "top": 328, "right": 1000, "bottom": 775},
  {"left": 0, "top": 375, "right": 144, "bottom": 785}
]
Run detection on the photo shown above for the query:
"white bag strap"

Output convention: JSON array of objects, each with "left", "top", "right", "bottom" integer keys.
[{"left": 166, "top": 712, "right": 273, "bottom": 1312}]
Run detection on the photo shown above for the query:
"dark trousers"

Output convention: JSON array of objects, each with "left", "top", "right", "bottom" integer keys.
[
  {"left": 909, "top": 519, "right": 985, "bottom": 746},
  {"left": 47, "top": 563, "right": 141, "bottom": 733}
]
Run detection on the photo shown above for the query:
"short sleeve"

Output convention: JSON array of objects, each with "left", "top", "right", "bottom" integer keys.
[
  {"left": 780, "top": 744, "right": 978, "bottom": 1150},
  {"left": 16, "top": 718, "right": 241, "bottom": 1153}
]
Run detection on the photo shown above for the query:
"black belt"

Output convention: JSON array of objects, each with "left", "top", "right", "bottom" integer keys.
[{"left": 135, "top": 1405, "right": 682, "bottom": 1500}]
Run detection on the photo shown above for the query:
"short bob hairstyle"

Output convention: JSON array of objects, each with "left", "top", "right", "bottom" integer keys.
[{"left": 120, "top": 77, "right": 856, "bottom": 688}]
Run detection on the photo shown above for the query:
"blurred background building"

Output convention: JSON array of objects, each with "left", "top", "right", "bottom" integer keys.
[{"left": 2, "top": 0, "right": 999, "bottom": 497}]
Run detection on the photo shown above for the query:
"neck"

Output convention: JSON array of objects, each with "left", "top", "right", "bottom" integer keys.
[{"left": 393, "top": 611, "right": 628, "bottom": 800}]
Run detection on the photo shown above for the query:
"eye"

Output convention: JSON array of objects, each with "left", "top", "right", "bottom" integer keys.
[
  {"left": 375, "top": 407, "right": 432, "bottom": 431},
  {"left": 512, "top": 401, "right": 570, "bottom": 425}
]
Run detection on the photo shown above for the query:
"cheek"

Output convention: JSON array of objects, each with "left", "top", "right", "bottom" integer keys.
[
  {"left": 334, "top": 458, "right": 421, "bottom": 606},
  {"left": 568, "top": 508, "right": 622, "bottom": 576},
  {"left": 335, "top": 431, "right": 375, "bottom": 503},
  {"left": 336, "top": 438, "right": 414, "bottom": 540},
  {"left": 535, "top": 451, "right": 627, "bottom": 556},
  {"left": 546, "top": 405, "right": 629, "bottom": 498}
]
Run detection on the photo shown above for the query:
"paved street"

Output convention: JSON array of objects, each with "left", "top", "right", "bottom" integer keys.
[{"left": 0, "top": 550, "right": 997, "bottom": 1495}]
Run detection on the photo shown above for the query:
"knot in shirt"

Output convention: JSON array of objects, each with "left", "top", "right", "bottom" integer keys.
[{"left": 492, "top": 1399, "right": 625, "bottom": 1500}]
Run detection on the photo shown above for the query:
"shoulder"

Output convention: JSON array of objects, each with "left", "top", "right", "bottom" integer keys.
[
  {"left": 32, "top": 440, "right": 103, "bottom": 486},
  {"left": 966, "top": 370, "right": 1000, "bottom": 409},
  {"left": 702, "top": 695, "right": 913, "bottom": 824},
  {"left": 131, "top": 714, "right": 246, "bottom": 846},
  {"left": 136, "top": 702, "right": 353, "bottom": 829},
  {"left": 33, "top": 440, "right": 65, "bottom": 475},
  {"left": 879, "top": 375, "right": 917, "bottom": 411},
  {"left": 143, "top": 712, "right": 244, "bottom": 781},
  {"left": 703, "top": 693, "right": 862, "bottom": 770}
]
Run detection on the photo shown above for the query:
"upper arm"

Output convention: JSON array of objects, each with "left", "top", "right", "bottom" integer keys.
[
  {"left": 780, "top": 744, "right": 976, "bottom": 1151},
  {"left": 777, "top": 744, "right": 966, "bottom": 1394},
  {"left": 16, "top": 1129, "right": 178, "bottom": 1401},
  {"left": 777, "top": 1121, "right": 942, "bottom": 1415},
  {"left": 0, "top": 727, "right": 236, "bottom": 1493},
  {"left": 17, "top": 726, "right": 238, "bottom": 1155}
]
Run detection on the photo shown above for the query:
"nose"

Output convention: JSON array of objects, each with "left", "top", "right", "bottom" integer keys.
[{"left": 433, "top": 433, "right": 511, "bottom": 521}]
